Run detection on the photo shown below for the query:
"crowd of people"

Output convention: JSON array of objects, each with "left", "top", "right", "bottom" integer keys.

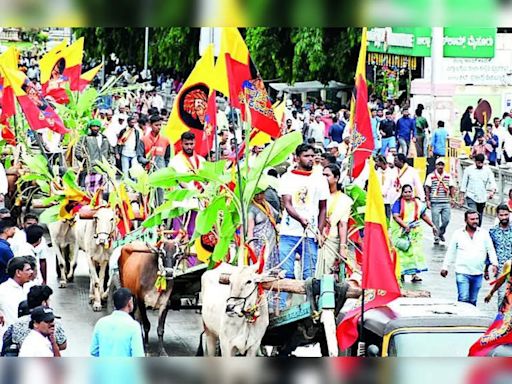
[{"left": 2, "top": 72, "right": 512, "bottom": 356}]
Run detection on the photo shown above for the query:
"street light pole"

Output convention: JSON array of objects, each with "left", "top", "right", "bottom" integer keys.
[{"left": 144, "top": 27, "right": 149, "bottom": 78}]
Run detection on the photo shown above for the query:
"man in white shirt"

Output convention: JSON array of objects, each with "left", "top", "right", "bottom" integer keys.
[
  {"left": 150, "top": 90, "right": 164, "bottom": 112},
  {"left": 18, "top": 306, "right": 60, "bottom": 357},
  {"left": 0, "top": 257, "right": 34, "bottom": 327},
  {"left": 441, "top": 210, "right": 498, "bottom": 306},
  {"left": 388, "top": 153, "right": 425, "bottom": 204},
  {"left": 308, "top": 114, "right": 326, "bottom": 145},
  {"left": 278, "top": 144, "right": 329, "bottom": 290},
  {"left": 169, "top": 131, "right": 205, "bottom": 238},
  {"left": 15, "top": 225, "right": 47, "bottom": 286},
  {"left": 375, "top": 155, "right": 398, "bottom": 219},
  {"left": 459, "top": 153, "right": 497, "bottom": 226},
  {"left": 501, "top": 123, "right": 512, "bottom": 163}
]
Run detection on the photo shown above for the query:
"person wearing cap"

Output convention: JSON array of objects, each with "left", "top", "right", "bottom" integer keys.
[
  {"left": 0, "top": 257, "right": 33, "bottom": 328},
  {"left": 379, "top": 110, "right": 397, "bottom": 155},
  {"left": 425, "top": 158, "right": 456, "bottom": 245},
  {"left": 326, "top": 142, "right": 342, "bottom": 164},
  {"left": 18, "top": 306, "right": 60, "bottom": 357},
  {"left": 75, "top": 119, "right": 113, "bottom": 193},
  {"left": 117, "top": 115, "right": 141, "bottom": 176},
  {"left": 2, "top": 285, "right": 67, "bottom": 356},
  {"left": 0, "top": 219, "right": 16, "bottom": 284},
  {"left": 90, "top": 288, "right": 144, "bottom": 357}
]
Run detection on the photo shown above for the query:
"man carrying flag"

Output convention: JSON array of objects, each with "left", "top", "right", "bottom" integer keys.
[{"left": 336, "top": 159, "right": 401, "bottom": 353}]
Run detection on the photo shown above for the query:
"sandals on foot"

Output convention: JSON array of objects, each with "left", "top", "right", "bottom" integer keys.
[{"left": 411, "top": 275, "right": 423, "bottom": 283}]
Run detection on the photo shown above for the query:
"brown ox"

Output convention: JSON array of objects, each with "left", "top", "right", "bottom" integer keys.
[{"left": 118, "top": 240, "right": 182, "bottom": 356}]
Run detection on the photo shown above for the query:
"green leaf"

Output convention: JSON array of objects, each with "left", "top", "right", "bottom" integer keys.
[
  {"left": 41, "top": 195, "right": 62, "bottom": 205},
  {"left": 195, "top": 197, "right": 226, "bottom": 236},
  {"left": 242, "top": 131, "right": 301, "bottom": 208},
  {"left": 164, "top": 188, "right": 199, "bottom": 202},
  {"left": 36, "top": 180, "right": 50, "bottom": 195},
  {"left": 142, "top": 212, "right": 163, "bottom": 228},
  {"left": 20, "top": 174, "right": 48, "bottom": 182},
  {"left": 148, "top": 167, "right": 179, "bottom": 187},
  {"left": 62, "top": 170, "right": 80, "bottom": 190},
  {"left": 39, "top": 205, "right": 61, "bottom": 224},
  {"left": 77, "top": 88, "right": 99, "bottom": 117},
  {"left": 211, "top": 236, "right": 231, "bottom": 262}
]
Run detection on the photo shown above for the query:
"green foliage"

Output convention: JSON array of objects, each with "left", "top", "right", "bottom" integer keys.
[{"left": 75, "top": 27, "right": 361, "bottom": 84}]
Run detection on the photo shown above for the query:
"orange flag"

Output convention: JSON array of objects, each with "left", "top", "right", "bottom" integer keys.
[{"left": 337, "top": 159, "right": 400, "bottom": 350}]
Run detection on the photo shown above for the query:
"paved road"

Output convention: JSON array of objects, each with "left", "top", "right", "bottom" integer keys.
[{"left": 46, "top": 208, "right": 499, "bottom": 356}]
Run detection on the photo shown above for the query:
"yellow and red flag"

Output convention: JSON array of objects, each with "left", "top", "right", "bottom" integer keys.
[
  {"left": 163, "top": 44, "right": 215, "bottom": 146},
  {"left": 78, "top": 63, "right": 103, "bottom": 91},
  {"left": 337, "top": 159, "right": 401, "bottom": 350},
  {"left": 350, "top": 28, "right": 374, "bottom": 179},
  {"left": 40, "top": 38, "right": 84, "bottom": 103},
  {"left": 216, "top": 28, "right": 280, "bottom": 138},
  {"left": 0, "top": 65, "right": 68, "bottom": 135},
  {"left": 0, "top": 46, "right": 19, "bottom": 119}
]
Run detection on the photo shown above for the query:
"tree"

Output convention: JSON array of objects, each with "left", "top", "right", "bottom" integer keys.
[{"left": 73, "top": 27, "right": 361, "bottom": 84}]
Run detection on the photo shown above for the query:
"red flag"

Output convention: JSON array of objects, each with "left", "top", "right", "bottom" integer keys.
[
  {"left": 198, "top": 90, "right": 216, "bottom": 157},
  {"left": 0, "top": 117, "right": 15, "bottom": 145},
  {"left": 337, "top": 159, "right": 400, "bottom": 350},
  {"left": 225, "top": 54, "right": 281, "bottom": 138},
  {"left": 469, "top": 312, "right": 512, "bottom": 356},
  {"left": 0, "top": 77, "right": 15, "bottom": 119},
  {"left": 351, "top": 74, "right": 374, "bottom": 179},
  {"left": 1, "top": 65, "right": 68, "bottom": 135},
  {"left": 350, "top": 28, "right": 374, "bottom": 179}
]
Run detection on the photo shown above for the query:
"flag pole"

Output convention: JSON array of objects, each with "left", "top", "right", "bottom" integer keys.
[
  {"left": 357, "top": 287, "right": 366, "bottom": 356},
  {"left": 230, "top": 107, "right": 247, "bottom": 266}
]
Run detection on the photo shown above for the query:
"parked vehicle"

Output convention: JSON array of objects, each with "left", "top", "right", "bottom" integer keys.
[{"left": 341, "top": 298, "right": 493, "bottom": 357}]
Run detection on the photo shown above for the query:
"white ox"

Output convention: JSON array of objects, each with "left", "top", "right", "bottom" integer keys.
[
  {"left": 200, "top": 262, "right": 269, "bottom": 356},
  {"left": 75, "top": 207, "right": 117, "bottom": 311},
  {"left": 48, "top": 217, "right": 80, "bottom": 288}
]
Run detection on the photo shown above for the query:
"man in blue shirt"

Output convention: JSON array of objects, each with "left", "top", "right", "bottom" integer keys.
[
  {"left": 328, "top": 115, "right": 345, "bottom": 143},
  {"left": 90, "top": 288, "right": 144, "bottom": 357},
  {"left": 396, "top": 108, "right": 416, "bottom": 155},
  {"left": 0, "top": 220, "right": 16, "bottom": 284},
  {"left": 431, "top": 120, "right": 449, "bottom": 157}
]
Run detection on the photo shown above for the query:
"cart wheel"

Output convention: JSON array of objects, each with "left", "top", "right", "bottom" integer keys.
[{"left": 321, "top": 310, "right": 338, "bottom": 356}]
